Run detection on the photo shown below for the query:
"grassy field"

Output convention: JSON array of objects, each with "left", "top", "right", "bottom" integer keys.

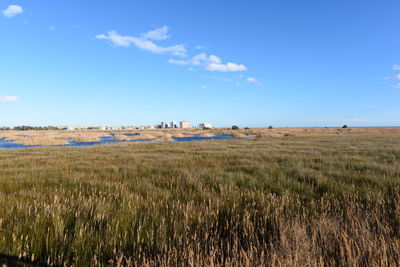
[{"left": 0, "top": 132, "right": 399, "bottom": 265}]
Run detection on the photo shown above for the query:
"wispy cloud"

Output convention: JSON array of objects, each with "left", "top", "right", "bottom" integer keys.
[
  {"left": 2, "top": 5, "right": 23, "bottom": 18},
  {"left": 168, "top": 59, "right": 188, "bottom": 65},
  {"left": 207, "top": 62, "right": 247, "bottom": 72},
  {"left": 96, "top": 27, "right": 187, "bottom": 57},
  {"left": 169, "top": 53, "right": 247, "bottom": 72},
  {"left": 142, "top": 26, "right": 170, "bottom": 40},
  {"left": 247, "top": 77, "right": 262, "bottom": 86},
  {"left": 383, "top": 66, "right": 400, "bottom": 87},
  {"left": 49, "top": 26, "right": 56, "bottom": 31},
  {"left": 195, "top": 45, "right": 211, "bottom": 50},
  {"left": 0, "top": 96, "right": 19, "bottom": 103}
]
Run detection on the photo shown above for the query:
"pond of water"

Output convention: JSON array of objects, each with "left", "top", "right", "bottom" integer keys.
[{"left": 0, "top": 134, "right": 240, "bottom": 150}]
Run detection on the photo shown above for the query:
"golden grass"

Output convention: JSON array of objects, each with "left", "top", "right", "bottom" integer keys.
[
  {"left": 156, "top": 134, "right": 175, "bottom": 142},
  {"left": 12, "top": 136, "right": 69, "bottom": 146},
  {"left": 231, "top": 132, "right": 248, "bottom": 138},
  {"left": 1, "top": 127, "right": 400, "bottom": 147},
  {"left": 112, "top": 134, "right": 137, "bottom": 141},
  {"left": 72, "top": 136, "right": 101, "bottom": 142},
  {"left": 127, "top": 133, "right": 156, "bottom": 140},
  {"left": 0, "top": 131, "right": 113, "bottom": 145},
  {"left": 200, "top": 132, "right": 215, "bottom": 137},
  {"left": 171, "top": 133, "right": 187, "bottom": 138}
]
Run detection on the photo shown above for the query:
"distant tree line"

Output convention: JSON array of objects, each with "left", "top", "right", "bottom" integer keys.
[{"left": 0, "top": 126, "right": 59, "bottom": 131}]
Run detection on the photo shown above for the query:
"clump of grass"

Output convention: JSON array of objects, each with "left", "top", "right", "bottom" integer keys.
[
  {"left": 200, "top": 132, "right": 215, "bottom": 137},
  {"left": 157, "top": 134, "right": 174, "bottom": 142},
  {"left": 72, "top": 136, "right": 100, "bottom": 142},
  {"left": 127, "top": 133, "right": 156, "bottom": 140},
  {"left": 112, "top": 134, "right": 129, "bottom": 141},
  {"left": 13, "top": 136, "right": 69, "bottom": 146},
  {"left": 112, "top": 134, "right": 141, "bottom": 141},
  {"left": 231, "top": 132, "right": 247, "bottom": 138},
  {"left": 172, "top": 133, "right": 187, "bottom": 138}
]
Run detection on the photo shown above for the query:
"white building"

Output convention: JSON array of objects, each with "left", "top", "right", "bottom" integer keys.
[
  {"left": 170, "top": 121, "right": 178, "bottom": 128},
  {"left": 180, "top": 121, "right": 192, "bottom": 128},
  {"left": 199, "top": 122, "right": 212, "bottom": 129}
]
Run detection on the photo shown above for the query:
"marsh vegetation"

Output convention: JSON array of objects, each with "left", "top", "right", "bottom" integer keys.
[
  {"left": 0, "top": 127, "right": 399, "bottom": 147},
  {"left": 0, "top": 129, "right": 399, "bottom": 265}
]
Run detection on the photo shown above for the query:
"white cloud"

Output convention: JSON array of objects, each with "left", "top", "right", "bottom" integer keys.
[
  {"left": 2, "top": 5, "right": 23, "bottom": 18},
  {"left": 209, "top": 55, "right": 221, "bottom": 64},
  {"left": 142, "top": 26, "right": 170, "bottom": 40},
  {"left": 390, "top": 83, "right": 400, "bottom": 89},
  {"left": 169, "top": 53, "right": 247, "bottom": 72},
  {"left": 382, "top": 76, "right": 390, "bottom": 81},
  {"left": 168, "top": 59, "right": 188, "bottom": 65},
  {"left": 98, "top": 27, "right": 247, "bottom": 73},
  {"left": 247, "top": 77, "right": 256, "bottom": 83},
  {"left": 0, "top": 96, "right": 19, "bottom": 102},
  {"left": 96, "top": 27, "right": 187, "bottom": 57},
  {"left": 49, "top": 26, "right": 56, "bottom": 31},
  {"left": 393, "top": 65, "right": 400, "bottom": 71},
  {"left": 191, "top": 53, "right": 208, "bottom": 65},
  {"left": 206, "top": 62, "right": 247, "bottom": 72},
  {"left": 96, "top": 31, "right": 134, "bottom": 47},
  {"left": 395, "top": 74, "right": 400, "bottom": 80}
]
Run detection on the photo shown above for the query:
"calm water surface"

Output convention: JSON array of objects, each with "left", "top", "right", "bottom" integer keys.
[{"left": 0, "top": 134, "right": 239, "bottom": 150}]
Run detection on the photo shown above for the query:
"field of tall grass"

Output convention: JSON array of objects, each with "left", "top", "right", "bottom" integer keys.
[
  {"left": 0, "top": 132, "right": 399, "bottom": 265},
  {"left": 1, "top": 127, "right": 399, "bottom": 146}
]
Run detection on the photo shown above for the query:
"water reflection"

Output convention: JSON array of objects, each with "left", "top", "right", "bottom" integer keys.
[{"left": 0, "top": 134, "right": 241, "bottom": 150}]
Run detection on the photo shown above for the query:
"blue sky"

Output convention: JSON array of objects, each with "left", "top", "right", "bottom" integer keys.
[{"left": 1, "top": 0, "right": 399, "bottom": 127}]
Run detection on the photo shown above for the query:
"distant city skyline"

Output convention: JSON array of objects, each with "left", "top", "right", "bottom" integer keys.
[{"left": 1, "top": 0, "right": 399, "bottom": 127}]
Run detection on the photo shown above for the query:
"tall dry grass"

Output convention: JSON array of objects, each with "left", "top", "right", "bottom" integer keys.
[
  {"left": 156, "top": 134, "right": 174, "bottom": 142},
  {"left": 200, "top": 132, "right": 215, "bottom": 137},
  {"left": 0, "top": 130, "right": 113, "bottom": 145},
  {"left": 2, "top": 127, "right": 399, "bottom": 146}
]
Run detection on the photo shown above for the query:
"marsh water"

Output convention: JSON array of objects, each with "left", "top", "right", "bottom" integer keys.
[{"left": 0, "top": 134, "right": 237, "bottom": 150}]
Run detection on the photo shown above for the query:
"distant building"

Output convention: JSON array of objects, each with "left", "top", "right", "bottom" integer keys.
[
  {"left": 170, "top": 121, "right": 178, "bottom": 128},
  {"left": 180, "top": 121, "right": 192, "bottom": 128},
  {"left": 199, "top": 122, "right": 212, "bottom": 129}
]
